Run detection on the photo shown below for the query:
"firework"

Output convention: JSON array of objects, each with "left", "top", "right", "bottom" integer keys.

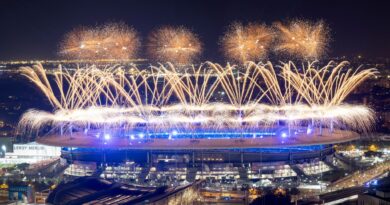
[
  {"left": 18, "top": 61, "right": 376, "bottom": 136},
  {"left": 59, "top": 22, "right": 140, "bottom": 60},
  {"left": 274, "top": 20, "right": 329, "bottom": 59},
  {"left": 19, "top": 104, "right": 373, "bottom": 136},
  {"left": 147, "top": 26, "right": 202, "bottom": 64},
  {"left": 221, "top": 22, "right": 274, "bottom": 63}
]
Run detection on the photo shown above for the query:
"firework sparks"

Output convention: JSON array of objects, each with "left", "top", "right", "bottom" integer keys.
[
  {"left": 147, "top": 26, "right": 202, "bottom": 64},
  {"left": 18, "top": 61, "right": 376, "bottom": 135},
  {"left": 59, "top": 22, "right": 140, "bottom": 60},
  {"left": 221, "top": 22, "right": 275, "bottom": 63},
  {"left": 274, "top": 20, "right": 329, "bottom": 60}
]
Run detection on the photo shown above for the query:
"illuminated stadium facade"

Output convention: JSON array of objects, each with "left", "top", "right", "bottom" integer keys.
[{"left": 17, "top": 60, "right": 375, "bottom": 168}]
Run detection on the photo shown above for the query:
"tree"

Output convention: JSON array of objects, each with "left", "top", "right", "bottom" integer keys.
[{"left": 250, "top": 190, "right": 292, "bottom": 205}]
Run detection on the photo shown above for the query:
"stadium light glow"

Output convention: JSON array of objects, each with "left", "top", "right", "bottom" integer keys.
[
  {"left": 281, "top": 132, "right": 288, "bottom": 138},
  {"left": 130, "top": 134, "right": 135, "bottom": 140},
  {"left": 104, "top": 134, "right": 111, "bottom": 140},
  {"left": 307, "top": 127, "right": 312, "bottom": 135}
]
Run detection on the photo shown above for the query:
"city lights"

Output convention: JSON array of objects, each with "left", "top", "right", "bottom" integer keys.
[{"left": 0, "top": 2, "right": 388, "bottom": 205}]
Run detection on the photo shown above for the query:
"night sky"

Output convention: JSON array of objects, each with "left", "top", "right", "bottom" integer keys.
[{"left": 0, "top": 0, "right": 389, "bottom": 60}]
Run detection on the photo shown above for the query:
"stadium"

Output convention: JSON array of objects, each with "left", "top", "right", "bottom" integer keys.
[{"left": 16, "top": 21, "right": 377, "bottom": 185}]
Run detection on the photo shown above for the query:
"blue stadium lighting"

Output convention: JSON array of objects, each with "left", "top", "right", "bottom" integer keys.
[
  {"left": 372, "top": 179, "right": 378, "bottom": 186},
  {"left": 168, "top": 135, "right": 172, "bottom": 140},
  {"left": 104, "top": 134, "right": 111, "bottom": 140},
  {"left": 138, "top": 133, "right": 145, "bottom": 139},
  {"left": 130, "top": 134, "right": 135, "bottom": 140},
  {"left": 281, "top": 132, "right": 287, "bottom": 138},
  {"left": 95, "top": 133, "right": 100, "bottom": 138},
  {"left": 123, "top": 131, "right": 276, "bottom": 139},
  {"left": 253, "top": 134, "right": 256, "bottom": 138},
  {"left": 307, "top": 127, "right": 312, "bottom": 134},
  {"left": 68, "top": 145, "right": 327, "bottom": 153}
]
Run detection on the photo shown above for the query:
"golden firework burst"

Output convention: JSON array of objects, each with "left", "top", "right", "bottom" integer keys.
[
  {"left": 59, "top": 22, "right": 140, "bottom": 60},
  {"left": 274, "top": 20, "right": 330, "bottom": 60},
  {"left": 221, "top": 22, "right": 275, "bottom": 63},
  {"left": 147, "top": 26, "right": 202, "bottom": 64}
]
